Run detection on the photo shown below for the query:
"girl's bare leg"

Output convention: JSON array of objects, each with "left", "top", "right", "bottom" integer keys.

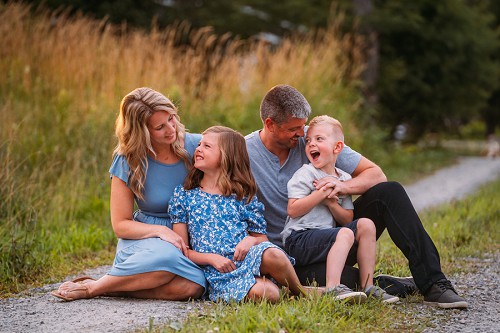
[
  {"left": 246, "top": 277, "right": 280, "bottom": 303},
  {"left": 260, "top": 248, "right": 304, "bottom": 296},
  {"left": 355, "top": 218, "right": 377, "bottom": 289},
  {"left": 325, "top": 228, "right": 355, "bottom": 289}
]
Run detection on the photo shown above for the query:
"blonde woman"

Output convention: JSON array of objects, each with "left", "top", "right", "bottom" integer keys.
[{"left": 52, "top": 88, "right": 206, "bottom": 301}]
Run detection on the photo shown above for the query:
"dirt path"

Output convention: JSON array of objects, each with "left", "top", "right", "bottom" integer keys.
[{"left": 1, "top": 156, "right": 499, "bottom": 333}]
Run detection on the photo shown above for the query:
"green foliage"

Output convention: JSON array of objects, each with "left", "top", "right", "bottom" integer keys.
[
  {"left": 377, "top": 178, "right": 500, "bottom": 276},
  {"left": 156, "top": 294, "right": 419, "bottom": 333},
  {"left": 371, "top": 0, "right": 500, "bottom": 139}
]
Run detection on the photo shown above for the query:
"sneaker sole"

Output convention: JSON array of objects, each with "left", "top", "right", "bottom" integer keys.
[
  {"left": 337, "top": 292, "right": 367, "bottom": 304},
  {"left": 381, "top": 296, "right": 400, "bottom": 304},
  {"left": 424, "top": 300, "right": 468, "bottom": 309}
]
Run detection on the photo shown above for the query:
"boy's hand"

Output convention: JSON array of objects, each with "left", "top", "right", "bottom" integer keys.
[
  {"left": 210, "top": 254, "right": 236, "bottom": 273},
  {"left": 314, "top": 176, "right": 347, "bottom": 198}
]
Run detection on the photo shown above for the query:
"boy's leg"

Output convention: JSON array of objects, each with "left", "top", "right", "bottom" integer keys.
[
  {"left": 284, "top": 228, "right": 355, "bottom": 289},
  {"left": 354, "top": 218, "right": 376, "bottom": 289},
  {"left": 325, "top": 228, "right": 355, "bottom": 289}
]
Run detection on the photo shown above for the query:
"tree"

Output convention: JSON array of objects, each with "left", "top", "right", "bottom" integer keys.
[{"left": 369, "top": 0, "right": 499, "bottom": 139}]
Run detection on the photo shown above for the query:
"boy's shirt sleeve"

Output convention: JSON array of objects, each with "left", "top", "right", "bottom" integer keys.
[{"left": 287, "top": 164, "right": 316, "bottom": 199}]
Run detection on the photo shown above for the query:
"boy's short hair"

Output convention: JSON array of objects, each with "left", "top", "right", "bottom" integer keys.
[{"left": 308, "top": 115, "right": 344, "bottom": 142}]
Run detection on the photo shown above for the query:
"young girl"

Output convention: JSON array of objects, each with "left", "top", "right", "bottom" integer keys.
[{"left": 169, "top": 126, "right": 306, "bottom": 303}]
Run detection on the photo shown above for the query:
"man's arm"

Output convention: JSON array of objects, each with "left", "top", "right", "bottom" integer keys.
[{"left": 315, "top": 156, "right": 387, "bottom": 197}]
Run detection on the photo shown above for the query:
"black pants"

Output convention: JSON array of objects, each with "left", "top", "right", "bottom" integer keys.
[{"left": 294, "top": 181, "right": 446, "bottom": 293}]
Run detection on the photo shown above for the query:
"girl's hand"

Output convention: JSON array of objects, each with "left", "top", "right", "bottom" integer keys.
[
  {"left": 233, "top": 236, "right": 257, "bottom": 261},
  {"left": 158, "top": 227, "right": 189, "bottom": 256},
  {"left": 210, "top": 254, "right": 236, "bottom": 273}
]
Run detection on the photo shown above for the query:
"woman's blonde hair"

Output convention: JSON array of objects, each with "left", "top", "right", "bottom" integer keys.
[
  {"left": 184, "top": 126, "right": 257, "bottom": 203},
  {"left": 113, "top": 87, "right": 190, "bottom": 200}
]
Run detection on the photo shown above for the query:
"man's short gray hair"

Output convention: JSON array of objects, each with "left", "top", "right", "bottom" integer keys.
[{"left": 260, "top": 84, "right": 312, "bottom": 124}]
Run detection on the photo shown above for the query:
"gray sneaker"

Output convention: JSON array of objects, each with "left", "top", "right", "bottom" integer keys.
[
  {"left": 324, "top": 284, "right": 367, "bottom": 304},
  {"left": 374, "top": 274, "right": 419, "bottom": 298},
  {"left": 424, "top": 279, "right": 468, "bottom": 309},
  {"left": 365, "top": 285, "right": 400, "bottom": 304}
]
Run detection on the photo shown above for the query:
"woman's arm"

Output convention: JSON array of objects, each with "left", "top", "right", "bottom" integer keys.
[{"left": 110, "top": 176, "right": 187, "bottom": 254}]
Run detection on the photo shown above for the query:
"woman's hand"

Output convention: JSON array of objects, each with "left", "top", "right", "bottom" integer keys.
[
  {"left": 233, "top": 236, "right": 257, "bottom": 261},
  {"left": 210, "top": 254, "right": 237, "bottom": 273},
  {"left": 158, "top": 227, "right": 189, "bottom": 256}
]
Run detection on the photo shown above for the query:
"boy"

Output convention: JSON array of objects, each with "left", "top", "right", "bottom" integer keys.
[{"left": 282, "top": 115, "right": 398, "bottom": 303}]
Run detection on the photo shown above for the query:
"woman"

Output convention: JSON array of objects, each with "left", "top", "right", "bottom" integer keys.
[{"left": 51, "top": 87, "right": 206, "bottom": 301}]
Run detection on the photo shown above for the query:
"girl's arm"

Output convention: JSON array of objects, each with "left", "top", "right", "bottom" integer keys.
[
  {"left": 110, "top": 176, "right": 187, "bottom": 255},
  {"left": 233, "top": 232, "right": 268, "bottom": 261},
  {"left": 323, "top": 197, "right": 354, "bottom": 226},
  {"left": 173, "top": 222, "right": 237, "bottom": 273},
  {"left": 287, "top": 188, "right": 333, "bottom": 218}
]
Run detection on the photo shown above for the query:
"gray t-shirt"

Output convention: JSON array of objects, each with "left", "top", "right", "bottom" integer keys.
[
  {"left": 245, "top": 130, "right": 362, "bottom": 247},
  {"left": 281, "top": 163, "right": 354, "bottom": 244}
]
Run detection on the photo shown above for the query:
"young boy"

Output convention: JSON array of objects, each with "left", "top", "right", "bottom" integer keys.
[{"left": 281, "top": 115, "right": 399, "bottom": 303}]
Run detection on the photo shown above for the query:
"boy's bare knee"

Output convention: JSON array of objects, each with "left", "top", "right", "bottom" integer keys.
[
  {"left": 357, "top": 218, "right": 376, "bottom": 235},
  {"left": 338, "top": 227, "right": 355, "bottom": 244}
]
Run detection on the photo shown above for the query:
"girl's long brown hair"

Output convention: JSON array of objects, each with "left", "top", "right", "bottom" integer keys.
[
  {"left": 184, "top": 126, "right": 257, "bottom": 203},
  {"left": 113, "top": 87, "right": 190, "bottom": 200}
]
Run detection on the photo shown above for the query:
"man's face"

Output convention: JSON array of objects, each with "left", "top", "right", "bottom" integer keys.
[{"left": 271, "top": 117, "right": 307, "bottom": 149}]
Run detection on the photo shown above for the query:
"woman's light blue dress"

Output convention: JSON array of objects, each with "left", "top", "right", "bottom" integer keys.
[
  {"left": 169, "top": 186, "right": 295, "bottom": 302},
  {"left": 107, "top": 133, "right": 206, "bottom": 290}
]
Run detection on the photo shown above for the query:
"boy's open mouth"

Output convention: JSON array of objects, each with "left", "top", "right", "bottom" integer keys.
[{"left": 310, "top": 151, "right": 320, "bottom": 160}]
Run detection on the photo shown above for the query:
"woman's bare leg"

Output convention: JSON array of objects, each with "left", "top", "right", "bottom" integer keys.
[
  {"left": 246, "top": 277, "right": 280, "bottom": 303},
  {"left": 260, "top": 248, "right": 305, "bottom": 296},
  {"left": 57, "top": 271, "right": 203, "bottom": 301},
  {"left": 356, "top": 218, "right": 377, "bottom": 289}
]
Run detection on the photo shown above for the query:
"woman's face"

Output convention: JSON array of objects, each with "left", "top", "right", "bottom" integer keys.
[
  {"left": 147, "top": 111, "right": 177, "bottom": 147},
  {"left": 194, "top": 132, "right": 221, "bottom": 173}
]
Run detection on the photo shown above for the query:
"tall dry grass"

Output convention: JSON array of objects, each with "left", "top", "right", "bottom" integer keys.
[{"left": 0, "top": 1, "right": 364, "bottom": 294}]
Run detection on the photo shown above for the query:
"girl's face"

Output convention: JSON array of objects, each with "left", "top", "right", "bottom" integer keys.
[
  {"left": 194, "top": 132, "right": 221, "bottom": 173},
  {"left": 147, "top": 111, "right": 177, "bottom": 147},
  {"left": 305, "top": 123, "right": 342, "bottom": 174}
]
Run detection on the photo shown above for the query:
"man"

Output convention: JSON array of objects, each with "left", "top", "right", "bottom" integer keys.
[{"left": 245, "top": 84, "right": 467, "bottom": 309}]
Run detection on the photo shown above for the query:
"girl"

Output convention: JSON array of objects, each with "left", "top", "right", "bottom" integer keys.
[{"left": 169, "top": 126, "right": 306, "bottom": 303}]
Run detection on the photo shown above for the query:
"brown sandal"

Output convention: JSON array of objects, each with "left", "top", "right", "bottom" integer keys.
[
  {"left": 51, "top": 280, "right": 93, "bottom": 301},
  {"left": 71, "top": 276, "right": 96, "bottom": 284}
]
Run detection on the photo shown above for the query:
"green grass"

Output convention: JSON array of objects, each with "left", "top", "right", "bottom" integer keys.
[{"left": 148, "top": 178, "right": 499, "bottom": 333}]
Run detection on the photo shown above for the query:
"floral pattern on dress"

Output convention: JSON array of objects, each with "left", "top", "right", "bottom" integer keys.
[{"left": 169, "top": 185, "right": 295, "bottom": 302}]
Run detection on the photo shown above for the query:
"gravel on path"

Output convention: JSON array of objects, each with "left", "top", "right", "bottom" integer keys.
[{"left": 1, "top": 156, "right": 499, "bottom": 333}]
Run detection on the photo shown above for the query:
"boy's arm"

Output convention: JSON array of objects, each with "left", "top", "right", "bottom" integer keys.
[
  {"left": 287, "top": 189, "right": 331, "bottom": 218},
  {"left": 323, "top": 198, "right": 354, "bottom": 226}
]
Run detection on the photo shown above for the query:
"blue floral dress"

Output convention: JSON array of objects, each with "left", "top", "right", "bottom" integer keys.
[{"left": 169, "top": 185, "right": 295, "bottom": 302}]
